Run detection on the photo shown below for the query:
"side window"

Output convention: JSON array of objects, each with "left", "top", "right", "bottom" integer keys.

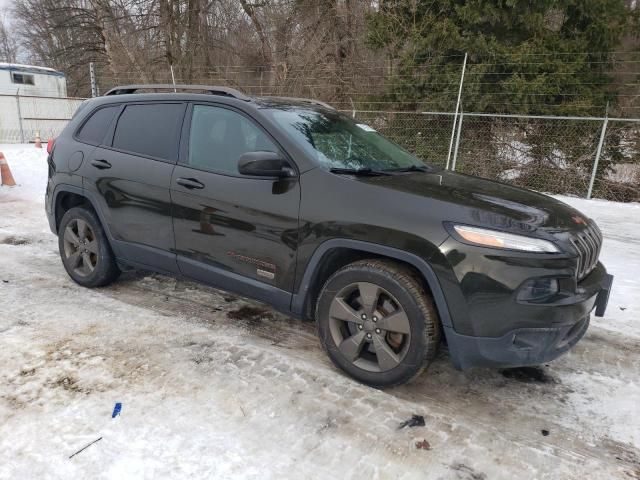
[
  {"left": 76, "top": 106, "right": 118, "bottom": 145},
  {"left": 188, "top": 105, "right": 278, "bottom": 174},
  {"left": 11, "top": 72, "right": 35, "bottom": 85},
  {"left": 112, "top": 103, "right": 184, "bottom": 161}
]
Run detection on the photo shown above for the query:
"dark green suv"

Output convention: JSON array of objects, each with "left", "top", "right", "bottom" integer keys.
[{"left": 45, "top": 84, "right": 613, "bottom": 387}]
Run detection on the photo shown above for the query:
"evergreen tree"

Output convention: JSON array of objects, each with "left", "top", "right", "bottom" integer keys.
[{"left": 366, "top": 0, "right": 637, "bottom": 116}]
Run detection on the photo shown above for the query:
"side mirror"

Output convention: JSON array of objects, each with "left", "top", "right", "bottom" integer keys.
[{"left": 238, "top": 151, "right": 295, "bottom": 178}]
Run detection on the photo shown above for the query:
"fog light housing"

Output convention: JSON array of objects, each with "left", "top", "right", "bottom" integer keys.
[{"left": 517, "top": 278, "right": 559, "bottom": 302}]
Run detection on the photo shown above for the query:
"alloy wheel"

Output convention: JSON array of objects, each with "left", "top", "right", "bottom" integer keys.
[
  {"left": 328, "top": 281, "right": 412, "bottom": 372},
  {"left": 63, "top": 218, "right": 99, "bottom": 277}
]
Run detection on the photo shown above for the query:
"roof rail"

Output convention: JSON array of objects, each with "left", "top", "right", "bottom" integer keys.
[
  {"left": 279, "top": 96, "right": 335, "bottom": 110},
  {"left": 103, "top": 84, "right": 251, "bottom": 101}
]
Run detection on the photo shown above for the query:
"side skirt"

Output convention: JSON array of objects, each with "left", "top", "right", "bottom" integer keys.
[{"left": 177, "top": 255, "right": 293, "bottom": 314}]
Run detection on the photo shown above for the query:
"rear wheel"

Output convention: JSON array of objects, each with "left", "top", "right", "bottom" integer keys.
[
  {"left": 58, "top": 206, "right": 120, "bottom": 288},
  {"left": 316, "top": 259, "right": 440, "bottom": 388}
]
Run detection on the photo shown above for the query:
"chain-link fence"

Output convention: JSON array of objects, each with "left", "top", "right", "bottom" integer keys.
[
  {"left": 2, "top": 87, "right": 638, "bottom": 202},
  {"left": 0, "top": 93, "right": 84, "bottom": 144},
  {"left": 350, "top": 110, "right": 640, "bottom": 202},
  {"left": 86, "top": 51, "right": 640, "bottom": 202}
]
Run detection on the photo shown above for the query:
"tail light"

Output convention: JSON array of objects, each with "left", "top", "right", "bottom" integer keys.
[{"left": 46, "top": 138, "right": 55, "bottom": 154}]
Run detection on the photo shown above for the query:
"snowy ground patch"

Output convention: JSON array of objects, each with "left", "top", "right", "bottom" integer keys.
[{"left": 1, "top": 145, "right": 639, "bottom": 479}]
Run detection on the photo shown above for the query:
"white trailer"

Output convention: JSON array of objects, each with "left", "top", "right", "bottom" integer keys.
[
  {"left": 0, "top": 63, "right": 67, "bottom": 97},
  {"left": 0, "top": 64, "right": 83, "bottom": 143}
]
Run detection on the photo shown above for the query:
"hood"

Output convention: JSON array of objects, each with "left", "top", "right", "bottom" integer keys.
[{"left": 359, "top": 170, "right": 589, "bottom": 234}]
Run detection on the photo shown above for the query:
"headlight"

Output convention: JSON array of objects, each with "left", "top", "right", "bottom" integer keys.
[{"left": 452, "top": 225, "right": 560, "bottom": 253}]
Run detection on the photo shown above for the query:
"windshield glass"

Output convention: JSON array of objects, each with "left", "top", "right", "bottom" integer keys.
[{"left": 262, "top": 106, "right": 426, "bottom": 170}]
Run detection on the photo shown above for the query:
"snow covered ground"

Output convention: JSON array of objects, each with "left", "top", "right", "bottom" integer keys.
[{"left": 1, "top": 144, "right": 639, "bottom": 480}]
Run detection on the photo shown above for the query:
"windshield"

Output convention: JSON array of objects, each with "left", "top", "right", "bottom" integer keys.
[{"left": 262, "top": 106, "right": 427, "bottom": 171}]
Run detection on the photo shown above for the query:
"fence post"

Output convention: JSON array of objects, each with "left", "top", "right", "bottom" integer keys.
[
  {"left": 446, "top": 52, "right": 467, "bottom": 170},
  {"left": 451, "top": 109, "right": 464, "bottom": 171},
  {"left": 15, "top": 89, "right": 25, "bottom": 144},
  {"left": 170, "top": 65, "right": 177, "bottom": 92},
  {"left": 89, "top": 62, "right": 97, "bottom": 98},
  {"left": 586, "top": 115, "right": 609, "bottom": 200}
]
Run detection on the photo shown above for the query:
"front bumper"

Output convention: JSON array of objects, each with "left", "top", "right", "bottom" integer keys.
[{"left": 444, "top": 272, "right": 613, "bottom": 370}]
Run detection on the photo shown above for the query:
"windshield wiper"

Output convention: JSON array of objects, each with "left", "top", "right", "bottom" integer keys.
[
  {"left": 329, "top": 167, "right": 392, "bottom": 176},
  {"left": 383, "top": 164, "right": 430, "bottom": 173}
]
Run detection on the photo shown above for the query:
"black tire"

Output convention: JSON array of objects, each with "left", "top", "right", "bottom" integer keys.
[
  {"left": 316, "top": 259, "right": 440, "bottom": 388},
  {"left": 58, "top": 206, "right": 120, "bottom": 288}
]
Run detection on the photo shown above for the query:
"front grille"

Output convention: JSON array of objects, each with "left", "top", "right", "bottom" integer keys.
[{"left": 571, "top": 222, "right": 602, "bottom": 281}]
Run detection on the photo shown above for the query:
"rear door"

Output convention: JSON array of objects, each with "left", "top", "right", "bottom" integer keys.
[
  {"left": 81, "top": 101, "right": 186, "bottom": 273},
  {"left": 171, "top": 103, "right": 300, "bottom": 310}
]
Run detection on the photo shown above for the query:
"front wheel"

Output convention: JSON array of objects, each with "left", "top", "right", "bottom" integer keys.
[{"left": 316, "top": 259, "right": 441, "bottom": 388}]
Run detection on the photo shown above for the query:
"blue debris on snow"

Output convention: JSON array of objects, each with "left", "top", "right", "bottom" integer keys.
[{"left": 112, "top": 402, "right": 122, "bottom": 418}]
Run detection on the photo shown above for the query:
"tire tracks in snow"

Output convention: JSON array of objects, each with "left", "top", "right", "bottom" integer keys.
[{"left": 94, "top": 271, "right": 640, "bottom": 478}]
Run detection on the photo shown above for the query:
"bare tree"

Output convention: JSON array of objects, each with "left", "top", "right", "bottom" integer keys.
[
  {"left": 239, "top": 0, "right": 272, "bottom": 66},
  {"left": 0, "top": 10, "right": 18, "bottom": 62},
  {"left": 9, "top": 0, "right": 380, "bottom": 100}
]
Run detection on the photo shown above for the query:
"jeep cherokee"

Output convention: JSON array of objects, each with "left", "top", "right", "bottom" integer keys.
[{"left": 45, "top": 84, "right": 613, "bottom": 387}]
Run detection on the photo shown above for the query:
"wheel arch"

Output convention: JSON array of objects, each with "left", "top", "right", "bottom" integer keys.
[
  {"left": 291, "top": 239, "right": 453, "bottom": 329},
  {"left": 53, "top": 186, "right": 90, "bottom": 233},
  {"left": 52, "top": 185, "right": 109, "bottom": 239}
]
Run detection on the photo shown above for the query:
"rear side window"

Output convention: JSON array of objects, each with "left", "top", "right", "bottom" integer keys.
[
  {"left": 112, "top": 103, "right": 184, "bottom": 161},
  {"left": 76, "top": 106, "right": 118, "bottom": 145}
]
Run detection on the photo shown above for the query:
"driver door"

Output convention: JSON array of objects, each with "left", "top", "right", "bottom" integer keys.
[{"left": 171, "top": 103, "right": 301, "bottom": 310}]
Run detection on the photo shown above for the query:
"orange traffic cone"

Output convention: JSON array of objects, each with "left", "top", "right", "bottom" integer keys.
[
  {"left": 0, "top": 152, "right": 17, "bottom": 186},
  {"left": 35, "top": 131, "right": 42, "bottom": 148}
]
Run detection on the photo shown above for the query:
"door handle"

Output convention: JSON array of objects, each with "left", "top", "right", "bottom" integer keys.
[
  {"left": 176, "top": 177, "right": 205, "bottom": 189},
  {"left": 91, "top": 159, "right": 111, "bottom": 169}
]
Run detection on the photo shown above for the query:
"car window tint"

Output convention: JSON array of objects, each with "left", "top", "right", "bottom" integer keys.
[
  {"left": 188, "top": 105, "right": 278, "bottom": 174},
  {"left": 77, "top": 106, "right": 119, "bottom": 145},
  {"left": 113, "top": 104, "right": 184, "bottom": 161}
]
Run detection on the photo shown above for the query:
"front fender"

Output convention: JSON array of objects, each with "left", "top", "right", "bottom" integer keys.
[{"left": 291, "top": 238, "right": 454, "bottom": 329}]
